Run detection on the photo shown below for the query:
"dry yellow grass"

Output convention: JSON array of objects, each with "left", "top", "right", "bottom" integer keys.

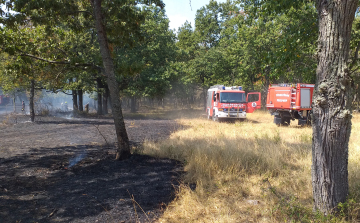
[{"left": 142, "top": 110, "right": 360, "bottom": 222}]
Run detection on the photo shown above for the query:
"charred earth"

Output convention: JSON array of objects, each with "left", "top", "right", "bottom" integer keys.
[{"left": 0, "top": 113, "right": 183, "bottom": 222}]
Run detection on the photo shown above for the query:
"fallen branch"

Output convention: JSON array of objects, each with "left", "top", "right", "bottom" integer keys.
[
  {"left": 93, "top": 124, "right": 110, "bottom": 146},
  {"left": 262, "top": 178, "right": 281, "bottom": 199},
  {"left": 127, "top": 190, "right": 151, "bottom": 223},
  {"left": 48, "top": 208, "right": 58, "bottom": 218}
]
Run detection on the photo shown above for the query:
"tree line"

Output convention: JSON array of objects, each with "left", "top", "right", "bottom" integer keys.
[
  {"left": 1, "top": 0, "right": 360, "bottom": 215},
  {"left": 1, "top": 1, "right": 360, "bottom": 112}
]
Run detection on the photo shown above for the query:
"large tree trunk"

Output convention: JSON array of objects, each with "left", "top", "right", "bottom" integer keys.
[
  {"left": 29, "top": 80, "right": 35, "bottom": 122},
  {"left": 92, "top": 0, "right": 130, "bottom": 160},
  {"left": 312, "top": 0, "right": 358, "bottom": 214}
]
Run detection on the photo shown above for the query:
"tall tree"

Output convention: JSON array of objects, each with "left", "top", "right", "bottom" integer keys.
[
  {"left": 1, "top": 0, "right": 164, "bottom": 160},
  {"left": 239, "top": 0, "right": 359, "bottom": 214},
  {"left": 312, "top": 0, "right": 358, "bottom": 214},
  {"left": 90, "top": 0, "right": 130, "bottom": 159},
  {"left": 116, "top": 5, "right": 176, "bottom": 109}
]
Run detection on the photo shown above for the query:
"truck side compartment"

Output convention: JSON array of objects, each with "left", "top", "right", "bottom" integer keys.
[{"left": 266, "top": 83, "right": 314, "bottom": 126}]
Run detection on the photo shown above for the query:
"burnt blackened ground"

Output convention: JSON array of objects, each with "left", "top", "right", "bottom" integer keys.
[{"left": 0, "top": 114, "right": 184, "bottom": 222}]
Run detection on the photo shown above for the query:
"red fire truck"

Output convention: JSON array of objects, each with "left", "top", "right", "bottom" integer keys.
[
  {"left": 206, "top": 85, "right": 261, "bottom": 121},
  {"left": 266, "top": 83, "right": 314, "bottom": 126}
]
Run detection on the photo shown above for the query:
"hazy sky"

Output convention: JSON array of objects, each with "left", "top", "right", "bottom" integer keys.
[{"left": 162, "top": 0, "right": 227, "bottom": 31}]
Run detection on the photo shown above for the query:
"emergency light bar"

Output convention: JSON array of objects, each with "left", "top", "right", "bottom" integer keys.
[
  {"left": 210, "top": 85, "right": 225, "bottom": 90},
  {"left": 270, "top": 83, "right": 315, "bottom": 88},
  {"left": 227, "top": 86, "right": 242, "bottom": 90},
  {"left": 270, "top": 83, "right": 296, "bottom": 87},
  {"left": 209, "top": 85, "right": 243, "bottom": 90}
]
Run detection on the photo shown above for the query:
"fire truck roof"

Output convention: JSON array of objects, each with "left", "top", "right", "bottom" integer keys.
[
  {"left": 270, "top": 83, "right": 315, "bottom": 88},
  {"left": 209, "top": 85, "right": 243, "bottom": 90}
]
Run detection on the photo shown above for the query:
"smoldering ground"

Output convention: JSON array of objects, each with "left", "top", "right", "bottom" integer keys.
[{"left": 0, "top": 114, "right": 184, "bottom": 222}]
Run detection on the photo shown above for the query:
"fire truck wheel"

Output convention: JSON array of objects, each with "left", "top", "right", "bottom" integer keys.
[
  {"left": 306, "top": 111, "right": 312, "bottom": 125},
  {"left": 281, "top": 117, "right": 290, "bottom": 126}
]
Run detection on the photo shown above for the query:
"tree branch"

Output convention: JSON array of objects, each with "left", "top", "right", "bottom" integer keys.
[
  {"left": 350, "top": 40, "right": 360, "bottom": 72},
  {"left": 19, "top": 53, "right": 103, "bottom": 71},
  {"left": 60, "top": 90, "right": 73, "bottom": 95}
]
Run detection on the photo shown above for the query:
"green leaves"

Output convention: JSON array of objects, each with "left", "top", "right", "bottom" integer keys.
[
  {"left": 114, "top": 5, "right": 176, "bottom": 98},
  {"left": 0, "top": 0, "right": 321, "bottom": 103},
  {"left": 169, "top": 0, "right": 318, "bottom": 100}
]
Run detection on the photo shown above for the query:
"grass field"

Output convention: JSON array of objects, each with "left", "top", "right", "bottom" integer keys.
[{"left": 141, "top": 109, "right": 360, "bottom": 222}]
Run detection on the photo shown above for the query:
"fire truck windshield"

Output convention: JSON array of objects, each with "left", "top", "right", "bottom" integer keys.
[{"left": 220, "top": 92, "right": 246, "bottom": 103}]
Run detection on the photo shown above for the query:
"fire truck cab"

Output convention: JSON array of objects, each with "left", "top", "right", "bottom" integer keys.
[
  {"left": 266, "top": 83, "right": 314, "bottom": 126},
  {"left": 206, "top": 85, "right": 261, "bottom": 121}
]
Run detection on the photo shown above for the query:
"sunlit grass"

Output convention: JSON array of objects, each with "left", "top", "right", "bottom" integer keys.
[
  {"left": 142, "top": 109, "right": 360, "bottom": 222},
  {"left": 349, "top": 113, "right": 360, "bottom": 202},
  {"left": 123, "top": 106, "right": 204, "bottom": 120}
]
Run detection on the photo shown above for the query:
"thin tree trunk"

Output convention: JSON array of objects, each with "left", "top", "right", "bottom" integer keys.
[
  {"left": 107, "top": 87, "right": 112, "bottom": 112},
  {"left": 96, "top": 78, "right": 103, "bottom": 115},
  {"left": 13, "top": 97, "right": 16, "bottom": 112},
  {"left": 97, "top": 91, "right": 103, "bottom": 115},
  {"left": 203, "top": 87, "right": 207, "bottom": 110},
  {"left": 312, "top": 0, "right": 358, "bottom": 214},
  {"left": 78, "top": 89, "right": 83, "bottom": 112},
  {"left": 29, "top": 80, "right": 35, "bottom": 122},
  {"left": 131, "top": 96, "right": 136, "bottom": 113},
  {"left": 91, "top": 0, "right": 130, "bottom": 160},
  {"left": 127, "top": 98, "right": 130, "bottom": 109},
  {"left": 103, "top": 86, "right": 108, "bottom": 115},
  {"left": 72, "top": 90, "right": 78, "bottom": 112},
  {"left": 263, "top": 65, "right": 270, "bottom": 111}
]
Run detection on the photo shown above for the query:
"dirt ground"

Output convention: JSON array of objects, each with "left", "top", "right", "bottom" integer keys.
[{"left": 0, "top": 112, "right": 184, "bottom": 223}]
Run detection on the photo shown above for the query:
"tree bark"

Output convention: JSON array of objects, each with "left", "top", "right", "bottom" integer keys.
[
  {"left": 312, "top": 0, "right": 358, "bottom": 214},
  {"left": 29, "top": 80, "right": 35, "bottom": 122},
  {"left": 78, "top": 89, "right": 83, "bottom": 112},
  {"left": 91, "top": 0, "right": 130, "bottom": 160}
]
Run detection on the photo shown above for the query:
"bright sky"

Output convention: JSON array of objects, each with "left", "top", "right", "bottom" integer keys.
[
  {"left": 162, "top": 0, "right": 227, "bottom": 31},
  {"left": 1, "top": 1, "right": 227, "bottom": 31}
]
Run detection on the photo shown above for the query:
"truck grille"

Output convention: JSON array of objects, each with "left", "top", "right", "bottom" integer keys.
[{"left": 223, "top": 108, "right": 243, "bottom": 112}]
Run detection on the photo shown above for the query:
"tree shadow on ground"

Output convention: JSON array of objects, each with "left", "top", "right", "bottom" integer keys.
[{"left": 0, "top": 146, "right": 182, "bottom": 223}]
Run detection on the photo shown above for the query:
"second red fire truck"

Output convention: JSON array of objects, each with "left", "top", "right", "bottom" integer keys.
[
  {"left": 266, "top": 83, "right": 314, "bottom": 126},
  {"left": 206, "top": 85, "right": 261, "bottom": 121}
]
